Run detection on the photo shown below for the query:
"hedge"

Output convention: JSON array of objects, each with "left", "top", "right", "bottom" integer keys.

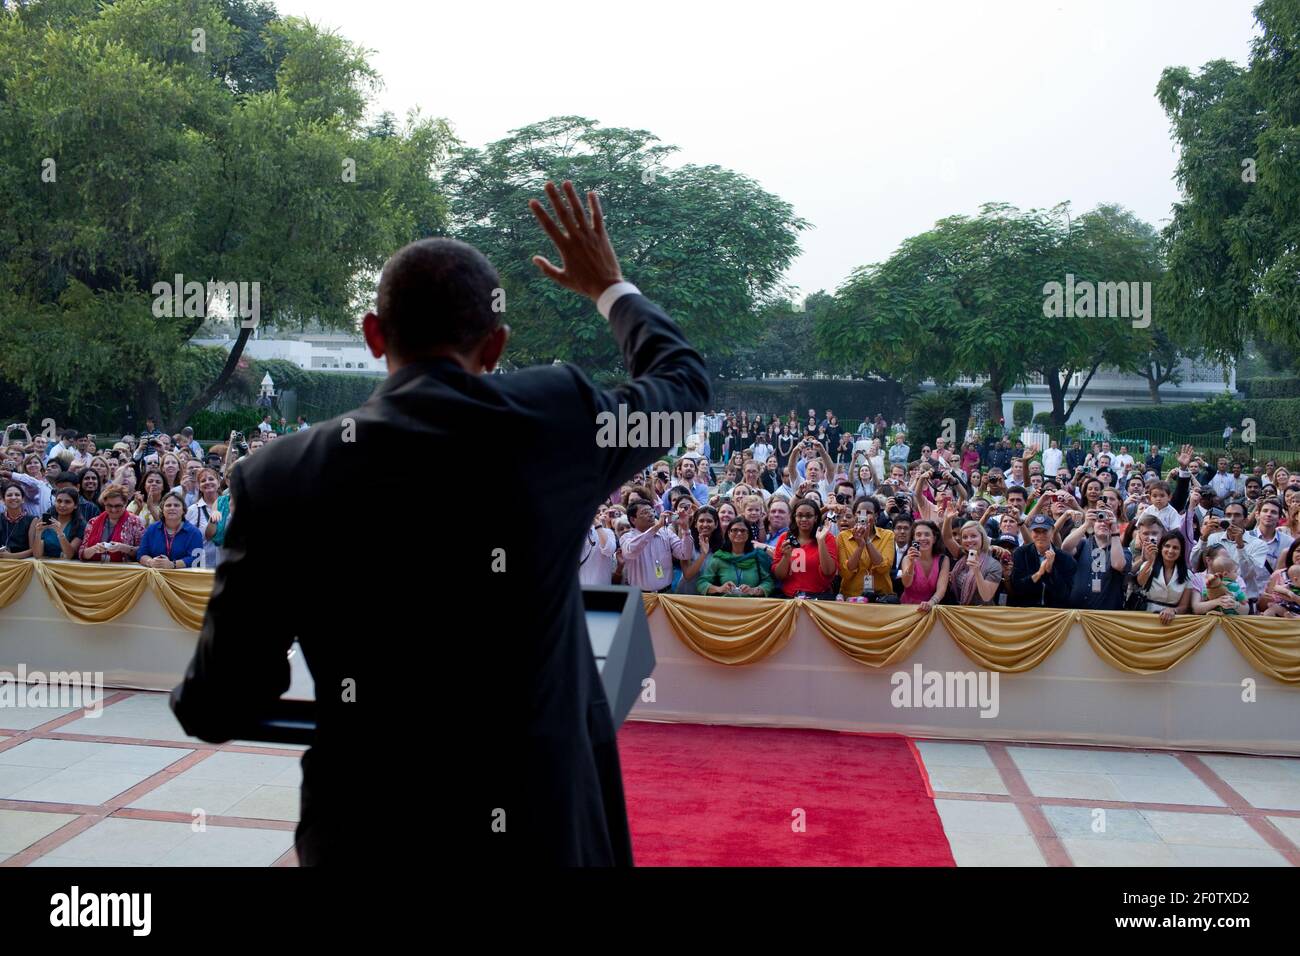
[
  {"left": 187, "top": 407, "right": 272, "bottom": 442},
  {"left": 906, "top": 388, "right": 980, "bottom": 447},
  {"left": 1013, "top": 401, "right": 1034, "bottom": 428},
  {"left": 1237, "top": 376, "right": 1300, "bottom": 399},
  {"left": 1103, "top": 397, "right": 1300, "bottom": 442},
  {"left": 255, "top": 360, "right": 379, "bottom": 420}
]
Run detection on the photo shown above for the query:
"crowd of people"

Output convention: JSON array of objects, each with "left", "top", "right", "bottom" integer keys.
[
  {"left": 7, "top": 404, "right": 1300, "bottom": 622},
  {"left": 0, "top": 414, "right": 307, "bottom": 569},
  {"left": 582, "top": 407, "right": 1300, "bottom": 620}
]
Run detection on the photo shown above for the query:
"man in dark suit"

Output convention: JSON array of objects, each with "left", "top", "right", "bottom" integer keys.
[
  {"left": 170, "top": 181, "right": 710, "bottom": 866},
  {"left": 1009, "top": 514, "right": 1077, "bottom": 608}
]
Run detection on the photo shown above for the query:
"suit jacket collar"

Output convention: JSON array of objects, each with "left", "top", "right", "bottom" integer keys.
[{"left": 372, "top": 357, "right": 471, "bottom": 398}]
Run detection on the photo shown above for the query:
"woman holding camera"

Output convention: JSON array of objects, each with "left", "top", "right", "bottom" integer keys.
[
  {"left": 79, "top": 484, "right": 144, "bottom": 563},
  {"left": 941, "top": 515, "right": 1003, "bottom": 605},
  {"left": 137, "top": 492, "right": 206, "bottom": 569},
  {"left": 129, "top": 469, "right": 167, "bottom": 529},
  {"left": 772, "top": 497, "right": 838, "bottom": 599},
  {"left": 837, "top": 497, "right": 894, "bottom": 600},
  {"left": 3, "top": 455, "right": 52, "bottom": 518},
  {"left": 900, "top": 519, "right": 950, "bottom": 611},
  {"left": 27, "top": 488, "right": 86, "bottom": 560}
]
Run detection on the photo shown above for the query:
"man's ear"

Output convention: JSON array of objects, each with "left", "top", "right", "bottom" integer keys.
[
  {"left": 362, "top": 313, "right": 386, "bottom": 359},
  {"left": 480, "top": 324, "right": 510, "bottom": 372}
]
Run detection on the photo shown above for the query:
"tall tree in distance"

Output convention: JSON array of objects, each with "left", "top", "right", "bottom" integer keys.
[
  {"left": 0, "top": 0, "right": 453, "bottom": 428},
  {"left": 1157, "top": 0, "right": 1300, "bottom": 363},
  {"left": 442, "top": 116, "right": 808, "bottom": 374}
]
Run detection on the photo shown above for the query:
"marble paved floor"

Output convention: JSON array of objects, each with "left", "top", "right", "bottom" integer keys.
[
  {"left": 3, "top": 691, "right": 1298, "bottom": 866},
  {"left": 0, "top": 690, "right": 301, "bottom": 867},
  {"left": 917, "top": 740, "right": 1300, "bottom": 866}
]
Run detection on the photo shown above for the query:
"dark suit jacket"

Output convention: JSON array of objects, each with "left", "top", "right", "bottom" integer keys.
[
  {"left": 170, "top": 292, "right": 710, "bottom": 866},
  {"left": 1009, "top": 543, "right": 1076, "bottom": 608}
]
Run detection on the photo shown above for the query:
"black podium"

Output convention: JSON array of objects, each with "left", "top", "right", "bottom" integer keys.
[
  {"left": 243, "top": 585, "right": 654, "bottom": 744},
  {"left": 581, "top": 584, "right": 655, "bottom": 727}
]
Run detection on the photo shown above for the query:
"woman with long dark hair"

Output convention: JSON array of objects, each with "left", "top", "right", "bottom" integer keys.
[
  {"left": 1135, "top": 530, "right": 1192, "bottom": 623},
  {"left": 77, "top": 469, "right": 103, "bottom": 523},
  {"left": 129, "top": 469, "right": 167, "bottom": 530},
  {"left": 900, "top": 519, "right": 950, "bottom": 611},
  {"left": 698, "top": 519, "right": 775, "bottom": 596},
  {"left": 677, "top": 506, "right": 722, "bottom": 595},
  {"left": 28, "top": 488, "right": 86, "bottom": 560},
  {"left": 776, "top": 423, "right": 795, "bottom": 471}
]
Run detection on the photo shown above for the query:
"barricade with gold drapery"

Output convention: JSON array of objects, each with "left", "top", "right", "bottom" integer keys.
[
  {"left": 641, "top": 593, "right": 1300, "bottom": 685},
  {"left": 4, "top": 563, "right": 1299, "bottom": 684},
  {"left": 0, "top": 561, "right": 212, "bottom": 632}
]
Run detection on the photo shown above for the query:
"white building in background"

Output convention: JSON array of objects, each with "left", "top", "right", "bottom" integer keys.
[
  {"left": 943, "top": 358, "right": 1236, "bottom": 432},
  {"left": 190, "top": 329, "right": 385, "bottom": 375}
]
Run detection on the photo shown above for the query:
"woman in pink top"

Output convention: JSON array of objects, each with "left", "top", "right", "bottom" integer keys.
[
  {"left": 900, "top": 520, "right": 950, "bottom": 611},
  {"left": 960, "top": 442, "right": 981, "bottom": 476}
]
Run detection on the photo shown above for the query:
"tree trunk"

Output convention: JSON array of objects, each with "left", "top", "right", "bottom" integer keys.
[
  {"left": 166, "top": 325, "right": 255, "bottom": 432},
  {"left": 985, "top": 369, "right": 1006, "bottom": 430},
  {"left": 1147, "top": 370, "right": 1162, "bottom": 404},
  {"left": 1045, "top": 369, "right": 1067, "bottom": 428},
  {"left": 136, "top": 379, "right": 162, "bottom": 429}
]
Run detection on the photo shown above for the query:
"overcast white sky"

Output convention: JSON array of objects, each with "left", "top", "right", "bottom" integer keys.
[{"left": 274, "top": 0, "right": 1261, "bottom": 298}]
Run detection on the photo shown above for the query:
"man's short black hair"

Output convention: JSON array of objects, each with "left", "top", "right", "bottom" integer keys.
[
  {"left": 376, "top": 237, "right": 502, "bottom": 357},
  {"left": 55, "top": 472, "right": 80, "bottom": 486}
]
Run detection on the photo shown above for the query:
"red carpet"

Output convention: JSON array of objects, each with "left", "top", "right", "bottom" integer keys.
[{"left": 617, "top": 721, "right": 955, "bottom": 866}]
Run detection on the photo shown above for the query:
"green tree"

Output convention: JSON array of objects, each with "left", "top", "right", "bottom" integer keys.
[
  {"left": 441, "top": 116, "right": 807, "bottom": 373},
  {"left": 1157, "top": 0, "right": 1300, "bottom": 363},
  {"left": 0, "top": 0, "right": 453, "bottom": 429},
  {"left": 822, "top": 203, "right": 1153, "bottom": 426}
]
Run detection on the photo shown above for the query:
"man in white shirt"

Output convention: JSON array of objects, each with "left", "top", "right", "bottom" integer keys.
[
  {"left": 1112, "top": 445, "right": 1134, "bottom": 475},
  {"left": 1208, "top": 457, "right": 1237, "bottom": 501},
  {"left": 1190, "top": 500, "right": 1270, "bottom": 601},
  {"left": 751, "top": 435, "right": 773, "bottom": 468},
  {"left": 44, "top": 431, "right": 78, "bottom": 467},
  {"left": 1245, "top": 498, "right": 1294, "bottom": 581},
  {"left": 1041, "top": 440, "right": 1063, "bottom": 479}
]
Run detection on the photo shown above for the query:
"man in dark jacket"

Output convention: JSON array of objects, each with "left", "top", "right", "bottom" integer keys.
[
  {"left": 1009, "top": 514, "right": 1077, "bottom": 607},
  {"left": 171, "top": 181, "right": 710, "bottom": 866}
]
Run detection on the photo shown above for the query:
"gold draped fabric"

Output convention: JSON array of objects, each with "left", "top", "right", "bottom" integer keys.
[
  {"left": 0, "top": 560, "right": 214, "bottom": 630},
  {"left": 1079, "top": 611, "right": 1216, "bottom": 675},
  {"left": 1220, "top": 616, "right": 1300, "bottom": 685},
  {"left": 803, "top": 601, "right": 934, "bottom": 668},
  {"left": 0, "top": 564, "right": 1298, "bottom": 682},
  {"left": 35, "top": 561, "right": 153, "bottom": 625},
  {"left": 656, "top": 594, "right": 798, "bottom": 665},
  {"left": 152, "top": 568, "right": 214, "bottom": 631},
  {"left": 0, "top": 561, "right": 34, "bottom": 609},
  {"left": 937, "top": 605, "right": 1075, "bottom": 672}
]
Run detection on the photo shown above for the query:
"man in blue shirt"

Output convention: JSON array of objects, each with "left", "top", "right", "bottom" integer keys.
[
  {"left": 180, "top": 426, "right": 203, "bottom": 458},
  {"left": 887, "top": 433, "right": 910, "bottom": 468},
  {"left": 659, "top": 456, "right": 709, "bottom": 508}
]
